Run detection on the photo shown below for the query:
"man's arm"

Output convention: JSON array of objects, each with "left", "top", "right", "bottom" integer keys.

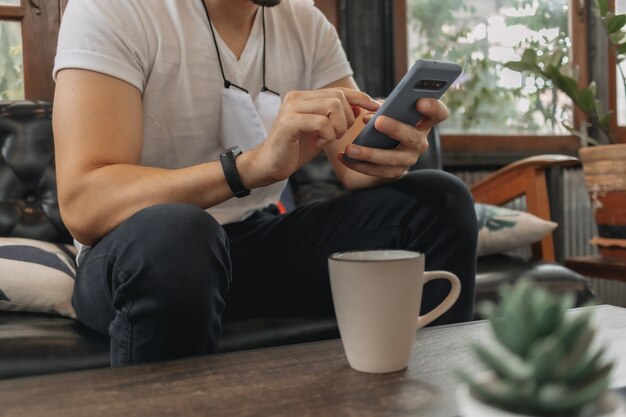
[
  {"left": 322, "top": 76, "right": 448, "bottom": 190},
  {"left": 53, "top": 69, "right": 249, "bottom": 245}
]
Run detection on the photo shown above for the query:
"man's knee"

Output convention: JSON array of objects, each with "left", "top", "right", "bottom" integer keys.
[
  {"left": 112, "top": 203, "right": 231, "bottom": 305},
  {"left": 124, "top": 203, "right": 228, "bottom": 253},
  {"left": 398, "top": 170, "right": 476, "bottom": 229},
  {"left": 401, "top": 170, "right": 472, "bottom": 204}
]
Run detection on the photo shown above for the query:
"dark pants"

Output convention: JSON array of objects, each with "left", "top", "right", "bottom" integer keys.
[{"left": 72, "top": 170, "right": 478, "bottom": 366}]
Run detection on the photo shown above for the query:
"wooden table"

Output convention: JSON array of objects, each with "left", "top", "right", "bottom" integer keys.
[
  {"left": 2, "top": 305, "right": 626, "bottom": 417},
  {"left": 566, "top": 255, "right": 626, "bottom": 282}
]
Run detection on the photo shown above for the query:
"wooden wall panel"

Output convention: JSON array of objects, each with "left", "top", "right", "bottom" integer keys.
[
  {"left": 393, "top": 0, "right": 407, "bottom": 83},
  {"left": 315, "top": 0, "right": 339, "bottom": 30},
  {"left": 570, "top": 0, "right": 590, "bottom": 133},
  {"left": 21, "top": 0, "right": 61, "bottom": 100}
]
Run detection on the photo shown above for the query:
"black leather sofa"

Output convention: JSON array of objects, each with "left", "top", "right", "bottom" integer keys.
[{"left": 0, "top": 101, "right": 594, "bottom": 380}]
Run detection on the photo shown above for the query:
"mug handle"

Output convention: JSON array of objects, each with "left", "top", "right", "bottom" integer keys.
[{"left": 416, "top": 271, "right": 461, "bottom": 329}]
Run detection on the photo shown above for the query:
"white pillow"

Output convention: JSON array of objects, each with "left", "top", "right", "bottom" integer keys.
[
  {"left": 0, "top": 237, "right": 77, "bottom": 318},
  {"left": 475, "top": 204, "right": 557, "bottom": 257}
]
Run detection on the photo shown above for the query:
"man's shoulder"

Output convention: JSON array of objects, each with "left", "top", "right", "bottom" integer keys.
[{"left": 273, "top": 0, "right": 327, "bottom": 34}]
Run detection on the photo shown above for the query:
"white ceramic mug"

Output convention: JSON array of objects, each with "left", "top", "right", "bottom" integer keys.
[{"left": 328, "top": 250, "right": 461, "bottom": 373}]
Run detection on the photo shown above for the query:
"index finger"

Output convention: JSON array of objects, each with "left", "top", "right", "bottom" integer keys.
[{"left": 337, "top": 88, "right": 381, "bottom": 112}]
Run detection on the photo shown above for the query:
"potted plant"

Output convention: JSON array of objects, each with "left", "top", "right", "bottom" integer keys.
[
  {"left": 456, "top": 280, "right": 621, "bottom": 417},
  {"left": 505, "top": 0, "right": 626, "bottom": 261}
]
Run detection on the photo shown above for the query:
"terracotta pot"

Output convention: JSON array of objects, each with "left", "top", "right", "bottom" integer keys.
[
  {"left": 579, "top": 144, "right": 626, "bottom": 260},
  {"left": 456, "top": 384, "right": 624, "bottom": 417}
]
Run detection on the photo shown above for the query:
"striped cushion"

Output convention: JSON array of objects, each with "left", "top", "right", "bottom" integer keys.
[{"left": 0, "top": 238, "right": 77, "bottom": 318}]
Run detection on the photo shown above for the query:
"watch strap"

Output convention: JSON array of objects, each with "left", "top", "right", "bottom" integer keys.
[{"left": 220, "top": 146, "right": 251, "bottom": 198}]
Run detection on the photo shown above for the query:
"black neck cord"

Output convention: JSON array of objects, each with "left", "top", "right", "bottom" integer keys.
[{"left": 200, "top": 1, "right": 278, "bottom": 95}]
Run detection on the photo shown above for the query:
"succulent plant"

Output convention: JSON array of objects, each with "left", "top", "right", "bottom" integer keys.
[{"left": 457, "top": 280, "right": 614, "bottom": 417}]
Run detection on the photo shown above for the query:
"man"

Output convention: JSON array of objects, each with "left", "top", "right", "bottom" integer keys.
[{"left": 53, "top": 0, "right": 477, "bottom": 366}]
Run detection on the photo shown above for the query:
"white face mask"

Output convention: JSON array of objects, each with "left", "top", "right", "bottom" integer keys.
[{"left": 219, "top": 87, "right": 281, "bottom": 151}]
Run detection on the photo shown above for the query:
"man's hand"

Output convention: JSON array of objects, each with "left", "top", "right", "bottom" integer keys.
[
  {"left": 238, "top": 88, "right": 380, "bottom": 189},
  {"left": 338, "top": 98, "right": 449, "bottom": 179}
]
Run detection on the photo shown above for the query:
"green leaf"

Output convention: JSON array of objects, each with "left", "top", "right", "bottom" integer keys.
[
  {"left": 521, "top": 48, "right": 539, "bottom": 64},
  {"left": 618, "top": 43, "right": 626, "bottom": 55},
  {"left": 583, "top": 362, "right": 614, "bottom": 387},
  {"left": 504, "top": 61, "right": 534, "bottom": 73},
  {"left": 610, "top": 32, "right": 626, "bottom": 44},
  {"left": 597, "top": 0, "right": 609, "bottom": 17},
  {"left": 491, "top": 314, "right": 530, "bottom": 358},
  {"left": 472, "top": 343, "right": 532, "bottom": 381},
  {"left": 467, "top": 379, "right": 529, "bottom": 412},
  {"left": 560, "top": 327, "right": 595, "bottom": 364},
  {"left": 561, "top": 348, "right": 605, "bottom": 383},
  {"left": 537, "top": 368, "right": 611, "bottom": 413},
  {"left": 607, "top": 15, "right": 626, "bottom": 34},
  {"left": 530, "top": 336, "right": 563, "bottom": 384},
  {"left": 550, "top": 72, "right": 581, "bottom": 103},
  {"left": 595, "top": 102, "right": 612, "bottom": 130},
  {"left": 557, "top": 312, "right": 591, "bottom": 353},
  {"left": 579, "top": 88, "right": 596, "bottom": 114},
  {"left": 536, "top": 304, "right": 564, "bottom": 338},
  {"left": 600, "top": 112, "right": 613, "bottom": 129}
]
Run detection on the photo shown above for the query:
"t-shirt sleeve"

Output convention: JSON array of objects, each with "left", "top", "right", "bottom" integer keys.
[
  {"left": 53, "top": 0, "right": 150, "bottom": 93},
  {"left": 309, "top": 7, "right": 353, "bottom": 89}
]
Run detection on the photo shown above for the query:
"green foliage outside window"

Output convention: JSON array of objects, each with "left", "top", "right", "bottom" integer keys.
[
  {"left": 0, "top": 21, "right": 25, "bottom": 100},
  {"left": 408, "top": 0, "right": 573, "bottom": 135}
]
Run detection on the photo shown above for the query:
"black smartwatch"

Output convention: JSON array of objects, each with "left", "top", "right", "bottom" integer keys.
[{"left": 219, "top": 146, "right": 251, "bottom": 198}]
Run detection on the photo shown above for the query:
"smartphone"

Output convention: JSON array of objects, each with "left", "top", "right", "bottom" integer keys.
[{"left": 344, "top": 59, "right": 462, "bottom": 162}]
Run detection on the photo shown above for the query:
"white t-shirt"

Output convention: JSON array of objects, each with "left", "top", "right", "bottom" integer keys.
[{"left": 53, "top": 0, "right": 353, "bottom": 225}]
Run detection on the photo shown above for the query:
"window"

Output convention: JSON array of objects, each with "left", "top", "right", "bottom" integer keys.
[
  {"left": 407, "top": 0, "right": 574, "bottom": 136},
  {"left": 0, "top": 0, "right": 24, "bottom": 100}
]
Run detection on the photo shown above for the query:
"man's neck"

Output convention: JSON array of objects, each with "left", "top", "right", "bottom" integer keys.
[
  {"left": 203, "top": 0, "right": 259, "bottom": 59},
  {"left": 204, "top": 0, "right": 258, "bottom": 31}
]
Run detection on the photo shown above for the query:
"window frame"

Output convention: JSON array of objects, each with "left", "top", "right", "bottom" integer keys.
[{"left": 0, "top": 0, "right": 65, "bottom": 100}]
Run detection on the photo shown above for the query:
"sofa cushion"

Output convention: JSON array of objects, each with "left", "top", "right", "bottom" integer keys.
[
  {"left": 0, "top": 237, "right": 77, "bottom": 317},
  {"left": 475, "top": 203, "right": 557, "bottom": 257}
]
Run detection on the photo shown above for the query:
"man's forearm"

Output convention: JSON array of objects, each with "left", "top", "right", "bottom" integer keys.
[{"left": 60, "top": 160, "right": 241, "bottom": 246}]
